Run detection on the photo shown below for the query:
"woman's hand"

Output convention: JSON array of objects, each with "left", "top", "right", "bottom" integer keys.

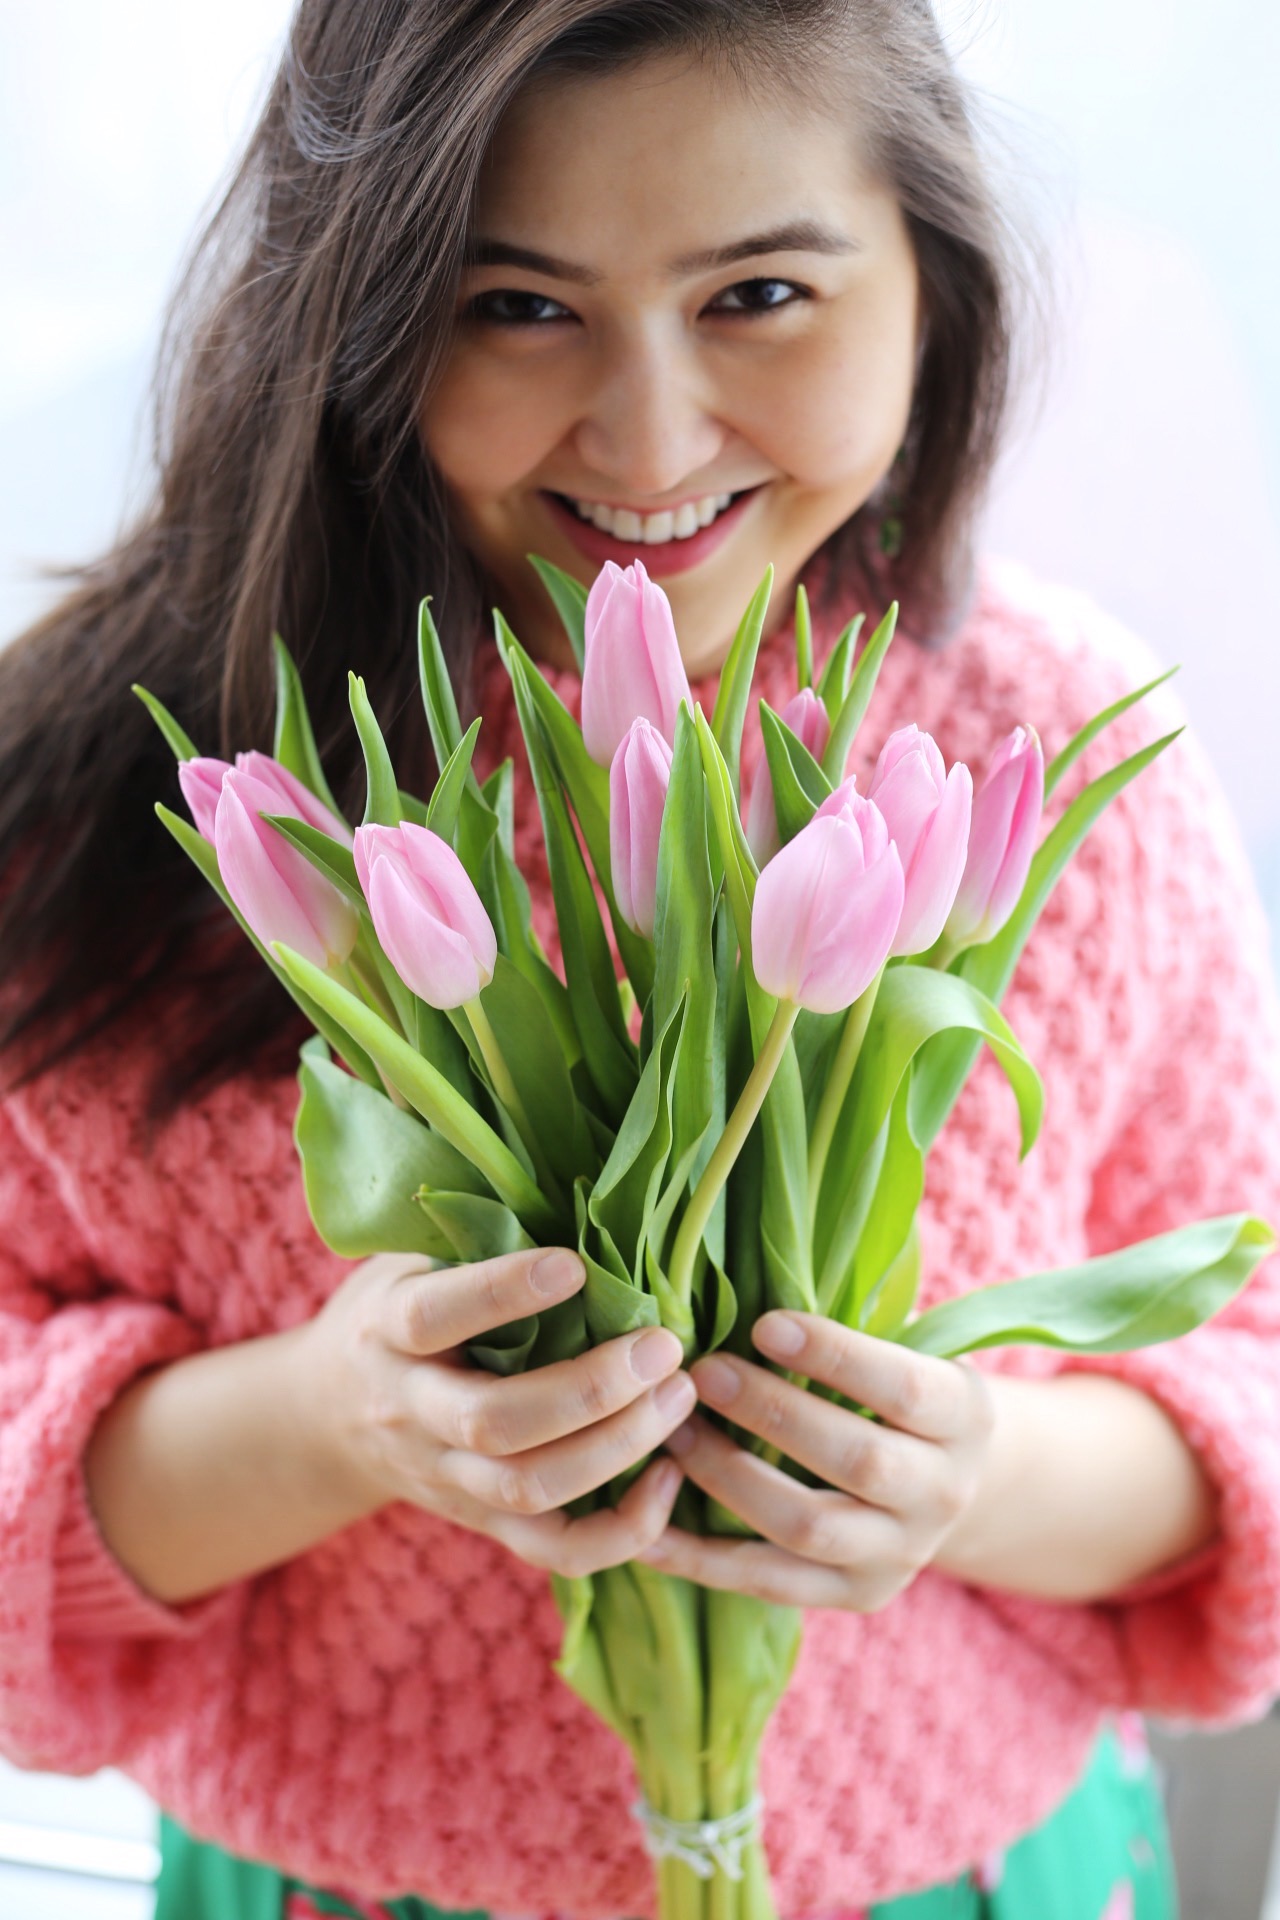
[
  {"left": 298, "top": 1248, "right": 694, "bottom": 1578},
  {"left": 638, "top": 1310, "right": 994, "bottom": 1609}
]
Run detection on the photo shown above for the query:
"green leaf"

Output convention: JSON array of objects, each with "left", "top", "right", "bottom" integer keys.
[
  {"left": 294, "top": 1036, "right": 489, "bottom": 1259},
  {"left": 815, "top": 965, "right": 1043, "bottom": 1313},
  {"left": 794, "top": 582, "right": 813, "bottom": 691},
  {"left": 822, "top": 602, "right": 898, "bottom": 784},
  {"left": 1045, "top": 668, "right": 1178, "bottom": 800},
  {"left": 862, "top": 1217, "right": 921, "bottom": 1338},
  {"left": 815, "top": 614, "right": 865, "bottom": 718},
  {"left": 133, "top": 685, "right": 200, "bottom": 762},
  {"left": 575, "top": 1186, "right": 660, "bottom": 1346},
  {"left": 759, "top": 701, "right": 832, "bottom": 844},
  {"left": 270, "top": 943, "right": 557, "bottom": 1236},
  {"left": 426, "top": 718, "right": 483, "bottom": 846},
  {"left": 695, "top": 708, "right": 760, "bottom": 985},
  {"left": 263, "top": 817, "right": 363, "bottom": 906},
  {"left": 479, "top": 956, "right": 597, "bottom": 1190},
  {"left": 588, "top": 996, "right": 686, "bottom": 1276},
  {"left": 710, "top": 567, "right": 774, "bottom": 800},
  {"left": 348, "top": 674, "right": 403, "bottom": 827},
  {"left": 501, "top": 644, "right": 637, "bottom": 1116},
  {"left": 653, "top": 708, "right": 718, "bottom": 1178},
  {"left": 417, "top": 599, "right": 465, "bottom": 771},
  {"left": 527, "top": 554, "right": 588, "bottom": 671},
  {"left": 154, "top": 804, "right": 381, "bottom": 1088},
  {"left": 273, "top": 637, "right": 344, "bottom": 818},
  {"left": 912, "top": 727, "right": 1181, "bottom": 1153},
  {"left": 900, "top": 1215, "right": 1276, "bottom": 1358},
  {"left": 496, "top": 619, "right": 654, "bottom": 1005},
  {"left": 416, "top": 1191, "right": 535, "bottom": 1264}
]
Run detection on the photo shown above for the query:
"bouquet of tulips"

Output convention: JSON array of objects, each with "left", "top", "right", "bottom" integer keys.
[{"left": 139, "top": 559, "right": 1273, "bottom": 1920}]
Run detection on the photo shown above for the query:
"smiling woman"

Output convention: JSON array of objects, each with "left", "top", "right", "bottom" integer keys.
[
  {"left": 8, "top": 4, "right": 1279, "bottom": 1920},
  {"left": 423, "top": 59, "right": 921, "bottom": 673}
]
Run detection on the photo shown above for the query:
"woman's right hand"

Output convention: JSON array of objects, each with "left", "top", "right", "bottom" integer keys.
[{"left": 297, "top": 1247, "right": 695, "bottom": 1577}]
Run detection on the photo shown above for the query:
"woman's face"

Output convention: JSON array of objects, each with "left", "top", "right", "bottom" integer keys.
[{"left": 420, "top": 54, "right": 920, "bottom": 677}]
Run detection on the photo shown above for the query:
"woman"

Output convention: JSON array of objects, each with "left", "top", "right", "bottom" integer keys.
[{"left": 1, "top": 4, "right": 1278, "bottom": 1918}]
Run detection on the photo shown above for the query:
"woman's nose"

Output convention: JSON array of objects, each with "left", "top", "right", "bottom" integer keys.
[{"left": 571, "top": 330, "right": 726, "bottom": 499}]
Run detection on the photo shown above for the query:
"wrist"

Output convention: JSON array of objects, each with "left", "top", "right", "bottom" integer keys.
[{"left": 276, "top": 1317, "right": 389, "bottom": 1526}]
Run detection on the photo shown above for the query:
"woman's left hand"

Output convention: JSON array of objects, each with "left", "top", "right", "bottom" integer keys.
[{"left": 638, "top": 1310, "right": 995, "bottom": 1610}]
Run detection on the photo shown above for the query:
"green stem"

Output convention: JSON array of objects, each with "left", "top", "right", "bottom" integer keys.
[
  {"left": 336, "top": 954, "right": 401, "bottom": 1031},
  {"left": 807, "top": 967, "right": 885, "bottom": 1228},
  {"left": 668, "top": 1001, "right": 800, "bottom": 1312},
  {"left": 463, "top": 996, "right": 564, "bottom": 1206}
]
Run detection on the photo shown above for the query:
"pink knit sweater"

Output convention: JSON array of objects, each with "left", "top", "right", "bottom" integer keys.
[{"left": 2, "top": 558, "right": 1280, "bottom": 1916}]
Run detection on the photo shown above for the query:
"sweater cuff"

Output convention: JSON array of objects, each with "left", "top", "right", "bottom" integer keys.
[
  {"left": 52, "top": 1461, "right": 231, "bottom": 1642},
  {"left": 1059, "top": 1331, "right": 1280, "bottom": 1724}
]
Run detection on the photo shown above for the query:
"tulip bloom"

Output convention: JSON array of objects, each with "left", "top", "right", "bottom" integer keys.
[
  {"left": 580, "top": 560, "right": 692, "bottom": 767},
  {"left": 355, "top": 823, "right": 496, "bottom": 1009},
  {"left": 215, "top": 764, "right": 359, "bottom": 969},
  {"left": 182, "top": 751, "right": 353, "bottom": 848},
  {"left": 945, "top": 725, "right": 1044, "bottom": 948},
  {"left": 752, "top": 782, "right": 904, "bottom": 1013},
  {"left": 868, "top": 725, "right": 973, "bottom": 956},
  {"left": 745, "top": 689, "right": 832, "bottom": 866},
  {"left": 610, "top": 718, "right": 673, "bottom": 938}
]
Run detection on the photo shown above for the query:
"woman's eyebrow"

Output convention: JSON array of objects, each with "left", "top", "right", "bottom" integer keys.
[{"left": 465, "top": 220, "right": 859, "bottom": 287}]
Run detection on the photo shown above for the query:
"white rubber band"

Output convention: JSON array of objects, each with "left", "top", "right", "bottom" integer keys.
[{"left": 630, "top": 1796, "right": 762, "bottom": 1882}]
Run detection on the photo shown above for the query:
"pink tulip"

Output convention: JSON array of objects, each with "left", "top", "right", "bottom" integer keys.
[
  {"left": 580, "top": 560, "right": 692, "bottom": 767},
  {"left": 868, "top": 725, "right": 973, "bottom": 956},
  {"left": 178, "top": 757, "right": 232, "bottom": 842},
  {"left": 945, "top": 725, "right": 1044, "bottom": 948},
  {"left": 215, "top": 766, "right": 359, "bottom": 968},
  {"left": 745, "top": 689, "right": 833, "bottom": 866},
  {"left": 355, "top": 823, "right": 496, "bottom": 1009},
  {"left": 610, "top": 718, "right": 673, "bottom": 938},
  {"left": 182, "top": 751, "right": 352, "bottom": 849},
  {"left": 752, "top": 781, "right": 904, "bottom": 1012}
]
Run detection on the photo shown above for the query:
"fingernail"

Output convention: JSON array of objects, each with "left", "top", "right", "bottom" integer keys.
[
  {"left": 531, "top": 1250, "right": 584, "bottom": 1297},
  {"left": 653, "top": 1461, "right": 683, "bottom": 1503},
  {"left": 655, "top": 1373, "right": 697, "bottom": 1420},
  {"left": 665, "top": 1417, "right": 696, "bottom": 1457},
  {"left": 754, "top": 1312, "right": 806, "bottom": 1359},
  {"left": 631, "top": 1327, "right": 682, "bottom": 1382},
  {"left": 694, "top": 1355, "right": 741, "bottom": 1405}
]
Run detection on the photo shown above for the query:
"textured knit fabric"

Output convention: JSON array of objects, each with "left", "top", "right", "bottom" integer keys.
[
  {"left": 154, "top": 1719, "right": 1174, "bottom": 1920},
  {"left": 1, "top": 557, "right": 1279, "bottom": 1918}
]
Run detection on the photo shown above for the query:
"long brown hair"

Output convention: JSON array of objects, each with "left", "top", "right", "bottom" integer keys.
[{"left": 0, "top": 0, "right": 1025, "bottom": 1118}]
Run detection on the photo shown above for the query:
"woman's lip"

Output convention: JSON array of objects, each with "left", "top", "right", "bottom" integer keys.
[{"left": 540, "top": 487, "right": 763, "bottom": 578}]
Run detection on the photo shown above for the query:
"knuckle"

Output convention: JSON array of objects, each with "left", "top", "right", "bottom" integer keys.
[
  {"left": 397, "top": 1284, "right": 442, "bottom": 1355},
  {"left": 455, "top": 1392, "right": 508, "bottom": 1457},
  {"left": 571, "top": 1360, "right": 616, "bottom": 1427},
  {"left": 754, "top": 1385, "right": 790, "bottom": 1441},
  {"left": 497, "top": 1462, "right": 552, "bottom": 1516},
  {"left": 932, "top": 1475, "right": 967, "bottom": 1526}
]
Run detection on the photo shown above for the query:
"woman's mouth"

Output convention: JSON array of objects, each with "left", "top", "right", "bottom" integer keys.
[{"left": 541, "top": 485, "right": 763, "bottom": 577}]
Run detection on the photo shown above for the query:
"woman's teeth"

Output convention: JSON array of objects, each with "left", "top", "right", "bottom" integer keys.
[{"left": 570, "top": 492, "right": 735, "bottom": 544}]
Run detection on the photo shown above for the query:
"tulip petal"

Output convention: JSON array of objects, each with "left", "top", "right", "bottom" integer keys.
[{"left": 891, "top": 762, "right": 973, "bottom": 956}]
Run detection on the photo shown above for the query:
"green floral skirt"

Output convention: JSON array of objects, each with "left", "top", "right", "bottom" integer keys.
[{"left": 153, "top": 1718, "right": 1174, "bottom": 1920}]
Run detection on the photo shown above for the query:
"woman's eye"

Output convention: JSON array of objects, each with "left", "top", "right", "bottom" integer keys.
[
  {"left": 706, "top": 277, "right": 809, "bottom": 316},
  {"left": 468, "top": 289, "right": 574, "bottom": 327}
]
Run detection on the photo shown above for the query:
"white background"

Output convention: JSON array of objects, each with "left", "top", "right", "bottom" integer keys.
[{"left": 0, "top": 4, "right": 1278, "bottom": 1914}]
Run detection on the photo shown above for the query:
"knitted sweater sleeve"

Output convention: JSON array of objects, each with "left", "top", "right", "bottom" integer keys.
[
  {"left": 0, "top": 1095, "right": 233, "bottom": 1773},
  {"left": 1033, "top": 675, "right": 1280, "bottom": 1725}
]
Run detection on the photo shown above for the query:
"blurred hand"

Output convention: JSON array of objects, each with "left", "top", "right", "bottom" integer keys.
[
  {"left": 638, "top": 1310, "right": 994, "bottom": 1609},
  {"left": 298, "top": 1249, "right": 693, "bottom": 1577}
]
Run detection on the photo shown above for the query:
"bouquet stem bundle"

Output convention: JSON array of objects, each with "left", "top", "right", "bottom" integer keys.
[{"left": 138, "top": 560, "right": 1273, "bottom": 1919}]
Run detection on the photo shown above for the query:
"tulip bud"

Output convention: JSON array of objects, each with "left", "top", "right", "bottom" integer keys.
[
  {"left": 744, "top": 689, "right": 832, "bottom": 866},
  {"left": 215, "top": 766, "right": 359, "bottom": 969},
  {"left": 580, "top": 559, "right": 692, "bottom": 767},
  {"left": 354, "top": 823, "right": 497, "bottom": 1009},
  {"left": 945, "top": 726, "right": 1044, "bottom": 948},
  {"left": 868, "top": 725, "right": 973, "bottom": 956},
  {"left": 178, "top": 757, "right": 232, "bottom": 843},
  {"left": 753, "top": 781, "right": 904, "bottom": 1012},
  {"left": 183, "top": 751, "right": 352, "bottom": 849},
  {"left": 610, "top": 718, "right": 674, "bottom": 938}
]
